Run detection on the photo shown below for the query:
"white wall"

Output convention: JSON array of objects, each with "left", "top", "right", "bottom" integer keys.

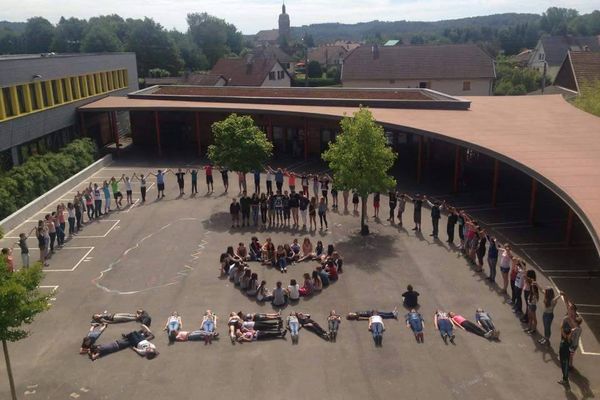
[
  {"left": 342, "top": 78, "right": 493, "bottom": 96},
  {"left": 261, "top": 63, "right": 291, "bottom": 87}
]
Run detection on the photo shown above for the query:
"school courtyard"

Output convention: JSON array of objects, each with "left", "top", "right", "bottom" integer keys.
[{"left": 0, "top": 156, "right": 598, "bottom": 400}]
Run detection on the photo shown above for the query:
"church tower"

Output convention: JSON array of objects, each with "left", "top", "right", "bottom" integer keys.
[{"left": 278, "top": 2, "right": 290, "bottom": 40}]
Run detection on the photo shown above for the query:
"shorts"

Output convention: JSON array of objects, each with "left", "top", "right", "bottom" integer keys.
[
  {"left": 374, "top": 201, "right": 380, "bottom": 207},
  {"left": 157, "top": 183, "right": 165, "bottom": 191},
  {"left": 126, "top": 190, "right": 132, "bottom": 196},
  {"left": 413, "top": 210, "right": 421, "bottom": 223},
  {"left": 500, "top": 267, "right": 510, "bottom": 273},
  {"left": 177, "top": 181, "right": 184, "bottom": 188},
  {"left": 206, "top": 175, "right": 213, "bottom": 184},
  {"left": 113, "top": 192, "right": 122, "bottom": 200}
]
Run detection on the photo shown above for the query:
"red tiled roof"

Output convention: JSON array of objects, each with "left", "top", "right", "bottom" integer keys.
[
  {"left": 308, "top": 45, "right": 348, "bottom": 65},
  {"left": 342, "top": 44, "right": 495, "bottom": 81},
  {"left": 555, "top": 51, "right": 600, "bottom": 92},
  {"left": 184, "top": 73, "right": 227, "bottom": 86},
  {"left": 211, "top": 56, "right": 279, "bottom": 86}
]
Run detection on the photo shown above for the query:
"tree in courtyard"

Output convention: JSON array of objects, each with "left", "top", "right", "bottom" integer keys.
[
  {"left": 322, "top": 108, "right": 397, "bottom": 235},
  {"left": 0, "top": 259, "right": 52, "bottom": 400},
  {"left": 207, "top": 114, "right": 273, "bottom": 173}
]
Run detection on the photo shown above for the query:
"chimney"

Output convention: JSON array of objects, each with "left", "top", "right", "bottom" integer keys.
[
  {"left": 583, "top": 45, "right": 590, "bottom": 52},
  {"left": 372, "top": 43, "right": 379, "bottom": 60}
]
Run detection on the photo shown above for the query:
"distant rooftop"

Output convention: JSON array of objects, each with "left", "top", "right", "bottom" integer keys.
[
  {"left": 128, "top": 85, "right": 470, "bottom": 110},
  {"left": 0, "top": 52, "right": 135, "bottom": 61}
]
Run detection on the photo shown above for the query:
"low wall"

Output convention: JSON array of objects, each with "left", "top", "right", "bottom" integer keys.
[{"left": 0, "top": 154, "right": 113, "bottom": 235}]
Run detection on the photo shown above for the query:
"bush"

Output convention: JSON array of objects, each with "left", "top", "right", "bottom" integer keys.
[
  {"left": 0, "top": 138, "right": 96, "bottom": 219},
  {"left": 292, "top": 78, "right": 339, "bottom": 87},
  {"left": 573, "top": 80, "right": 600, "bottom": 117},
  {"left": 307, "top": 60, "right": 322, "bottom": 78}
]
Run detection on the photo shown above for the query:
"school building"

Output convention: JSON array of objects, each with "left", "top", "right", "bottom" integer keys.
[
  {"left": 0, "top": 52, "right": 138, "bottom": 169},
  {"left": 78, "top": 85, "right": 600, "bottom": 260}
]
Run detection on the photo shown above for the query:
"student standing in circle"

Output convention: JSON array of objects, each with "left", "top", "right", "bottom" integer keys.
[
  {"left": 102, "top": 181, "right": 111, "bottom": 213},
  {"left": 175, "top": 168, "right": 186, "bottom": 196},
  {"left": 388, "top": 191, "right": 397, "bottom": 224},
  {"left": 110, "top": 175, "right": 124, "bottom": 207},
  {"left": 189, "top": 168, "right": 198, "bottom": 195},
  {"left": 124, "top": 176, "right": 133, "bottom": 205},
  {"left": 301, "top": 173, "right": 309, "bottom": 196},
  {"left": 299, "top": 192, "right": 309, "bottom": 229},
  {"left": 218, "top": 166, "right": 229, "bottom": 193},
  {"left": 265, "top": 167, "right": 273, "bottom": 195},
  {"left": 149, "top": 169, "right": 167, "bottom": 199},
  {"left": 93, "top": 183, "right": 103, "bottom": 218},
  {"left": 373, "top": 192, "right": 380, "bottom": 218},
  {"left": 204, "top": 164, "right": 214, "bottom": 193},
  {"left": 318, "top": 197, "right": 328, "bottom": 230},
  {"left": 309, "top": 197, "right": 317, "bottom": 231},
  {"left": 133, "top": 173, "right": 147, "bottom": 203},
  {"left": 253, "top": 169, "right": 261, "bottom": 194},
  {"left": 237, "top": 171, "right": 247, "bottom": 193}
]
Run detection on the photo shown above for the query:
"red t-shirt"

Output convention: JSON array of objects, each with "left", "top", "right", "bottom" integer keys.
[{"left": 204, "top": 166, "right": 213, "bottom": 176}]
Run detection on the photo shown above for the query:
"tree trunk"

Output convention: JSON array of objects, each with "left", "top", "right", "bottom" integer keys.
[
  {"left": 360, "top": 195, "right": 369, "bottom": 235},
  {"left": 2, "top": 339, "right": 18, "bottom": 400}
]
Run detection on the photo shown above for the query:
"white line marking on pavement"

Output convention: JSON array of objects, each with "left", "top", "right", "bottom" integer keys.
[{"left": 45, "top": 247, "right": 94, "bottom": 272}]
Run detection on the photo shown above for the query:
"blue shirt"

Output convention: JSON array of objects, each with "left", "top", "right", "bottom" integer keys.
[
  {"left": 405, "top": 312, "right": 424, "bottom": 332},
  {"left": 156, "top": 172, "right": 164, "bottom": 184},
  {"left": 275, "top": 171, "right": 284, "bottom": 183},
  {"left": 254, "top": 171, "right": 261, "bottom": 182}
]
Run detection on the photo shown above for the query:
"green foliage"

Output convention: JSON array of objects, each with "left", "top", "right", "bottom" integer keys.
[
  {"left": 148, "top": 68, "right": 170, "bottom": 78},
  {"left": 0, "top": 260, "right": 51, "bottom": 342},
  {"left": 541, "top": 7, "right": 579, "bottom": 35},
  {"left": 81, "top": 25, "right": 123, "bottom": 52},
  {"left": 493, "top": 56, "right": 544, "bottom": 95},
  {"left": 187, "top": 12, "right": 242, "bottom": 68},
  {"left": 51, "top": 17, "right": 87, "bottom": 52},
  {"left": 126, "top": 18, "right": 183, "bottom": 77},
  {"left": 0, "top": 138, "right": 96, "bottom": 219},
  {"left": 24, "top": 17, "right": 54, "bottom": 53},
  {"left": 208, "top": 114, "right": 273, "bottom": 173},
  {"left": 573, "top": 80, "right": 600, "bottom": 117},
  {"left": 326, "top": 66, "right": 341, "bottom": 81},
  {"left": 169, "top": 30, "right": 209, "bottom": 72},
  {"left": 322, "top": 108, "right": 397, "bottom": 229},
  {"left": 307, "top": 60, "right": 322, "bottom": 78},
  {"left": 292, "top": 77, "right": 338, "bottom": 87}
]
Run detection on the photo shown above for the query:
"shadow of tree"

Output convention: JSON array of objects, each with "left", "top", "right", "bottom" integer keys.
[{"left": 335, "top": 232, "right": 400, "bottom": 272}]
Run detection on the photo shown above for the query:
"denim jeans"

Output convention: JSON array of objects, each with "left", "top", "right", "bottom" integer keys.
[
  {"left": 437, "top": 319, "right": 453, "bottom": 337},
  {"left": 167, "top": 321, "right": 180, "bottom": 335},
  {"left": 328, "top": 319, "right": 340, "bottom": 332},
  {"left": 371, "top": 322, "right": 383, "bottom": 338},
  {"left": 289, "top": 321, "right": 299, "bottom": 335},
  {"left": 559, "top": 339, "right": 570, "bottom": 381},
  {"left": 542, "top": 312, "right": 554, "bottom": 339},
  {"left": 202, "top": 320, "right": 215, "bottom": 333},
  {"left": 21, "top": 253, "right": 29, "bottom": 268}
]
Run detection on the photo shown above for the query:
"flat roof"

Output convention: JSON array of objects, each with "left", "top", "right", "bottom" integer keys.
[
  {"left": 79, "top": 94, "right": 600, "bottom": 254},
  {"left": 0, "top": 52, "right": 135, "bottom": 61},
  {"left": 130, "top": 86, "right": 471, "bottom": 110}
]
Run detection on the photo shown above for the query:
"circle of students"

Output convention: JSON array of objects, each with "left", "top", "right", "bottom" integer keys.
[{"left": 2, "top": 164, "right": 582, "bottom": 389}]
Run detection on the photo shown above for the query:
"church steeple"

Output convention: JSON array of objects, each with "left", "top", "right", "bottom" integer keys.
[{"left": 278, "top": 1, "right": 290, "bottom": 41}]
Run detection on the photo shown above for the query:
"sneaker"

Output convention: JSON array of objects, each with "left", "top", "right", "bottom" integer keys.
[
  {"left": 484, "top": 331, "right": 492, "bottom": 339},
  {"left": 538, "top": 338, "right": 547, "bottom": 345},
  {"left": 392, "top": 307, "right": 399, "bottom": 319},
  {"left": 443, "top": 335, "right": 448, "bottom": 344}
]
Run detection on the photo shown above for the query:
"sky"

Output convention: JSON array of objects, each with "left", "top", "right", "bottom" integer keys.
[{"left": 1, "top": 0, "right": 598, "bottom": 33}]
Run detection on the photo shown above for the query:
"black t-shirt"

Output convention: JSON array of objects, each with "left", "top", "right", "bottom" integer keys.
[
  {"left": 374, "top": 193, "right": 380, "bottom": 202},
  {"left": 19, "top": 237, "right": 29, "bottom": 254},
  {"left": 282, "top": 195, "right": 290, "bottom": 210},
  {"left": 251, "top": 197, "right": 259, "bottom": 207},
  {"left": 389, "top": 193, "right": 397, "bottom": 207},
  {"left": 240, "top": 196, "right": 251, "bottom": 211},
  {"left": 221, "top": 169, "right": 229, "bottom": 180},
  {"left": 448, "top": 213, "right": 458, "bottom": 226},
  {"left": 230, "top": 202, "right": 240, "bottom": 214},
  {"left": 299, "top": 196, "right": 309, "bottom": 210},
  {"left": 414, "top": 199, "right": 423, "bottom": 212},
  {"left": 289, "top": 193, "right": 299, "bottom": 208},
  {"left": 402, "top": 290, "right": 419, "bottom": 307},
  {"left": 175, "top": 172, "right": 185, "bottom": 183}
]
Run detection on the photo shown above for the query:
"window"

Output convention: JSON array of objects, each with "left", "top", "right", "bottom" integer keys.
[
  {"left": 268, "top": 71, "right": 276, "bottom": 80},
  {"left": 277, "top": 70, "right": 285, "bottom": 79},
  {"left": 2, "top": 87, "right": 15, "bottom": 117},
  {"left": 462, "top": 81, "right": 471, "bottom": 91},
  {"left": 538, "top": 53, "right": 545, "bottom": 60},
  {"left": 419, "top": 81, "right": 429, "bottom": 89},
  {"left": 16, "top": 85, "right": 27, "bottom": 112},
  {"left": 61, "top": 79, "right": 71, "bottom": 101},
  {"left": 51, "top": 80, "right": 61, "bottom": 104},
  {"left": 42, "top": 81, "right": 52, "bottom": 107},
  {"left": 28, "top": 84, "right": 39, "bottom": 110}
]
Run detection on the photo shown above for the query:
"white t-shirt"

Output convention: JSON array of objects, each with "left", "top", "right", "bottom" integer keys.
[
  {"left": 370, "top": 315, "right": 383, "bottom": 324},
  {"left": 266, "top": 171, "right": 274, "bottom": 181},
  {"left": 125, "top": 180, "right": 132, "bottom": 191},
  {"left": 500, "top": 250, "right": 511, "bottom": 269},
  {"left": 136, "top": 340, "right": 156, "bottom": 352},
  {"left": 287, "top": 284, "right": 300, "bottom": 300}
]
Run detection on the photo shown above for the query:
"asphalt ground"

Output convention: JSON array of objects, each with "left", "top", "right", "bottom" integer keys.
[{"left": 0, "top": 162, "right": 598, "bottom": 400}]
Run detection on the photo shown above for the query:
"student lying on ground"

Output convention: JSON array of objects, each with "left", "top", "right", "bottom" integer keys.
[
  {"left": 89, "top": 325, "right": 156, "bottom": 360},
  {"left": 449, "top": 312, "right": 496, "bottom": 340},
  {"left": 235, "top": 327, "right": 287, "bottom": 342},
  {"left": 80, "top": 323, "right": 107, "bottom": 354},
  {"left": 296, "top": 312, "right": 330, "bottom": 341},
  {"left": 433, "top": 310, "right": 455, "bottom": 344},
  {"left": 346, "top": 308, "right": 398, "bottom": 320},
  {"left": 369, "top": 311, "right": 385, "bottom": 347},
  {"left": 92, "top": 309, "right": 151, "bottom": 325},
  {"left": 475, "top": 308, "right": 500, "bottom": 339},
  {"left": 175, "top": 330, "right": 220, "bottom": 342},
  {"left": 405, "top": 309, "right": 425, "bottom": 343},
  {"left": 164, "top": 311, "right": 182, "bottom": 343}
]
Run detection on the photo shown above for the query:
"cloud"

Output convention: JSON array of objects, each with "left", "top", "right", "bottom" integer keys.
[{"left": 1, "top": 0, "right": 597, "bottom": 33}]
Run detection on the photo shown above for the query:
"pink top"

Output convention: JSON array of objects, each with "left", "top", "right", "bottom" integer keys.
[
  {"left": 288, "top": 174, "right": 296, "bottom": 185},
  {"left": 204, "top": 165, "right": 212, "bottom": 176},
  {"left": 452, "top": 315, "right": 466, "bottom": 325}
]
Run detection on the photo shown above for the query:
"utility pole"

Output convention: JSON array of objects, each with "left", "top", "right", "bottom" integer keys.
[{"left": 303, "top": 32, "right": 309, "bottom": 87}]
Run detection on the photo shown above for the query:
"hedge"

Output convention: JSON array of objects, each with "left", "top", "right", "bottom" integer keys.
[
  {"left": 0, "top": 138, "right": 97, "bottom": 219},
  {"left": 291, "top": 78, "right": 340, "bottom": 87}
]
